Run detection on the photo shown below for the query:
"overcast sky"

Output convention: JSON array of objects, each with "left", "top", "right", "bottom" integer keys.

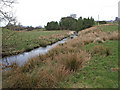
[{"left": 13, "top": 0, "right": 119, "bottom": 27}]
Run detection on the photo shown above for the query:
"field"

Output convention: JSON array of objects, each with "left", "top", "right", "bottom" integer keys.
[
  {"left": 2, "top": 24, "right": 119, "bottom": 88},
  {"left": 2, "top": 29, "right": 70, "bottom": 57}
]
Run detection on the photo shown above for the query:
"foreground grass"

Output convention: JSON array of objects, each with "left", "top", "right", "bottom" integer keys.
[
  {"left": 2, "top": 29, "right": 70, "bottom": 57},
  {"left": 61, "top": 40, "right": 118, "bottom": 88},
  {"left": 2, "top": 24, "right": 118, "bottom": 88}
]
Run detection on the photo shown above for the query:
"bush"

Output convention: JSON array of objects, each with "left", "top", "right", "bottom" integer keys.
[
  {"left": 59, "top": 17, "right": 77, "bottom": 30},
  {"left": 45, "top": 21, "right": 59, "bottom": 30}
]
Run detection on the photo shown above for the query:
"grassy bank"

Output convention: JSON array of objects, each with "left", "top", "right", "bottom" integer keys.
[
  {"left": 2, "top": 29, "right": 70, "bottom": 57},
  {"left": 2, "top": 24, "right": 119, "bottom": 88}
]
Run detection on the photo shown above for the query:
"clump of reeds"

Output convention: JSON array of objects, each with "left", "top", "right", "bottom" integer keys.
[
  {"left": 52, "top": 64, "right": 71, "bottom": 82},
  {"left": 58, "top": 51, "right": 90, "bottom": 71},
  {"left": 3, "top": 73, "right": 39, "bottom": 88},
  {"left": 37, "top": 69, "right": 58, "bottom": 88},
  {"left": 91, "top": 45, "right": 112, "bottom": 56}
]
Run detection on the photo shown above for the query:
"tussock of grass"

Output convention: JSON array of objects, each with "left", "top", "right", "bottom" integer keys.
[
  {"left": 52, "top": 65, "right": 71, "bottom": 82},
  {"left": 58, "top": 51, "right": 90, "bottom": 71},
  {"left": 91, "top": 45, "right": 112, "bottom": 56}
]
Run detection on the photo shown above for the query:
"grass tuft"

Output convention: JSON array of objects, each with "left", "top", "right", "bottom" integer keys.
[{"left": 92, "top": 45, "right": 112, "bottom": 56}]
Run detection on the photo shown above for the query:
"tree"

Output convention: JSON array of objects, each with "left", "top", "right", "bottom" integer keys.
[
  {"left": 82, "top": 17, "right": 94, "bottom": 29},
  {"left": 45, "top": 21, "right": 59, "bottom": 30},
  {"left": 75, "top": 17, "right": 94, "bottom": 32},
  {"left": 76, "top": 17, "right": 83, "bottom": 32},
  {"left": 59, "top": 17, "right": 77, "bottom": 30},
  {"left": 0, "top": 0, "right": 17, "bottom": 26},
  {"left": 45, "top": 15, "right": 95, "bottom": 31},
  {"left": 90, "top": 17, "right": 95, "bottom": 26}
]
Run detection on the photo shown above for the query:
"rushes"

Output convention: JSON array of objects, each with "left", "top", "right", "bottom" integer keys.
[
  {"left": 92, "top": 45, "right": 112, "bottom": 56},
  {"left": 59, "top": 51, "right": 89, "bottom": 71},
  {"left": 52, "top": 65, "right": 70, "bottom": 82}
]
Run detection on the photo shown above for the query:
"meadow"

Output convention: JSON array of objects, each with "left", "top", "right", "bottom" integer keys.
[
  {"left": 2, "top": 29, "right": 70, "bottom": 57},
  {"left": 2, "top": 24, "right": 119, "bottom": 88}
]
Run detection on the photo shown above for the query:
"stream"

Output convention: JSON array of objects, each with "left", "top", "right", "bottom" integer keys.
[{"left": 1, "top": 34, "right": 78, "bottom": 67}]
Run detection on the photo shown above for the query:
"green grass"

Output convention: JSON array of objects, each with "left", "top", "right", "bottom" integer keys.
[
  {"left": 61, "top": 40, "right": 118, "bottom": 88},
  {"left": 2, "top": 29, "right": 69, "bottom": 57},
  {"left": 98, "top": 25, "right": 118, "bottom": 32}
]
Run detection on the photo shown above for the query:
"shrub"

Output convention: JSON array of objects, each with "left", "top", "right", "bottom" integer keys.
[{"left": 45, "top": 21, "right": 59, "bottom": 30}]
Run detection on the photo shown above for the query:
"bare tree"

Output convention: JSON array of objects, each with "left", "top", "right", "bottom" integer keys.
[{"left": 0, "top": 0, "right": 17, "bottom": 26}]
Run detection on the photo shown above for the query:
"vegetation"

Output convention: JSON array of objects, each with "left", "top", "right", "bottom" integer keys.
[
  {"left": 2, "top": 24, "right": 119, "bottom": 88},
  {"left": 45, "top": 21, "right": 59, "bottom": 30},
  {"left": 2, "top": 29, "right": 70, "bottom": 57},
  {"left": 45, "top": 16, "right": 94, "bottom": 32},
  {"left": 98, "top": 24, "right": 118, "bottom": 32},
  {"left": 59, "top": 17, "right": 77, "bottom": 30},
  {"left": 5, "top": 24, "right": 43, "bottom": 31}
]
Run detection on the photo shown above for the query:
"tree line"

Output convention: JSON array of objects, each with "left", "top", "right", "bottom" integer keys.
[
  {"left": 4, "top": 23, "right": 43, "bottom": 31},
  {"left": 45, "top": 16, "right": 94, "bottom": 32}
]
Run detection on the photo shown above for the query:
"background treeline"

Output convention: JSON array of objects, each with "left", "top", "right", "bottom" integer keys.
[
  {"left": 4, "top": 23, "right": 43, "bottom": 31},
  {"left": 45, "top": 16, "right": 95, "bottom": 32}
]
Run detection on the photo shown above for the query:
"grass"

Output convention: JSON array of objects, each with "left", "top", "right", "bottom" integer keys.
[
  {"left": 98, "top": 24, "right": 118, "bottom": 32},
  {"left": 63, "top": 40, "right": 118, "bottom": 88},
  {"left": 2, "top": 24, "right": 119, "bottom": 88},
  {"left": 2, "top": 29, "right": 70, "bottom": 57}
]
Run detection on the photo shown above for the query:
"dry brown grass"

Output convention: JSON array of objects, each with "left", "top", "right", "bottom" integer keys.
[
  {"left": 77, "top": 25, "right": 118, "bottom": 46},
  {"left": 52, "top": 65, "right": 71, "bottom": 82},
  {"left": 3, "top": 46, "right": 90, "bottom": 88},
  {"left": 91, "top": 45, "right": 112, "bottom": 56},
  {"left": 57, "top": 51, "right": 90, "bottom": 71}
]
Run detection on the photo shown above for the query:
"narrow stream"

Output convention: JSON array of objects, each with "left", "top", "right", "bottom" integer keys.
[{"left": 1, "top": 34, "right": 78, "bottom": 67}]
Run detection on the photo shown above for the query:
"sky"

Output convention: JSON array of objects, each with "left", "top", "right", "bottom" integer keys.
[{"left": 13, "top": 0, "right": 120, "bottom": 27}]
